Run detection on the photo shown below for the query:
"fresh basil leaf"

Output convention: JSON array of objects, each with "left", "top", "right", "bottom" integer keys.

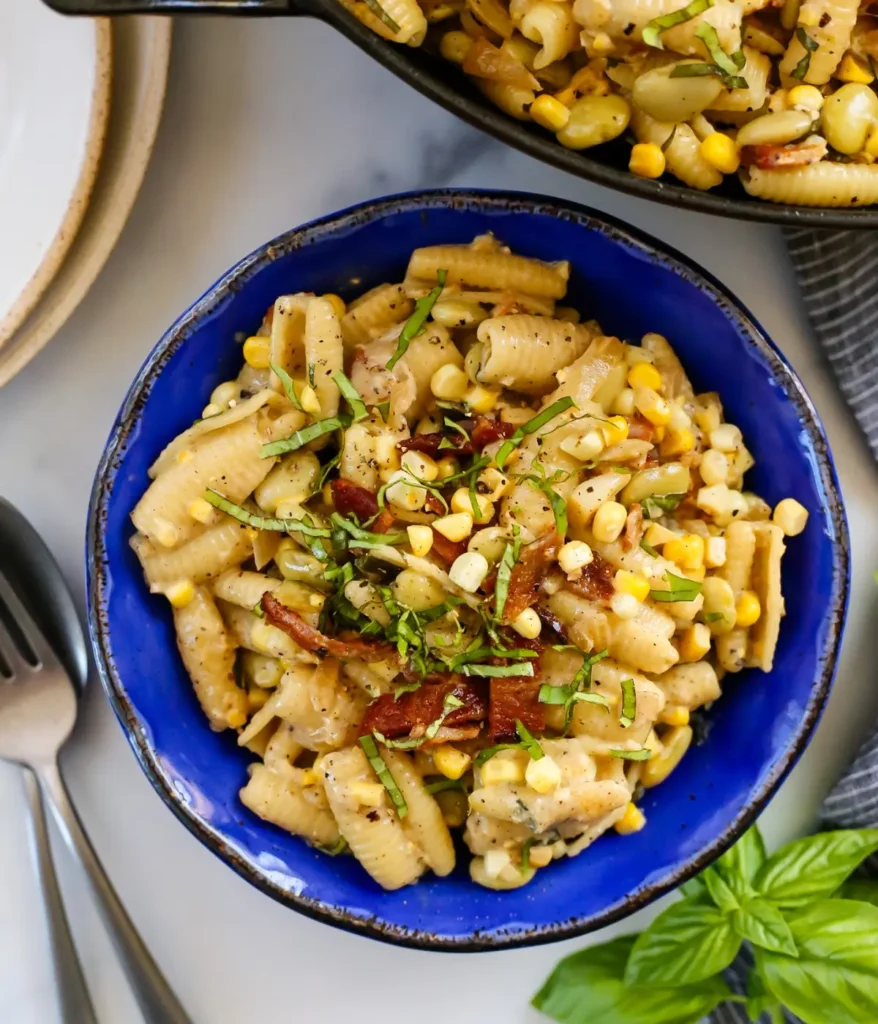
[
  {"left": 703, "top": 867, "right": 740, "bottom": 914},
  {"left": 680, "top": 876, "right": 711, "bottom": 901},
  {"left": 358, "top": 734, "right": 407, "bottom": 817},
  {"left": 332, "top": 371, "right": 368, "bottom": 423},
  {"left": 609, "top": 748, "right": 652, "bottom": 761},
  {"left": 625, "top": 900, "right": 742, "bottom": 987},
  {"left": 494, "top": 539, "right": 517, "bottom": 622},
  {"left": 755, "top": 829, "right": 878, "bottom": 908},
  {"left": 746, "top": 963, "right": 785, "bottom": 1024},
  {"left": 640, "top": 539, "right": 659, "bottom": 557},
  {"left": 642, "top": 0, "right": 714, "bottom": 50},
  {"left": 261, "top": 416, "right": 347, "bottom": 457},
  {"left": 619, "top": 677, "right": 636, "bottom": 729},
  {"left": 733, "top": 896, "right": 797, "bottom": 957},
  {"left": 532, "top": 934, "right": 733, "bottom": 1024},
  {"left": 649, "top": 571, "right": 702, "bottom": 603},
  {"left": 462, "top": 661, "right": 535, "bottom": 678},
  {"left": 834, "top": 877, "right": 878, "bottom": 907},
  {"left": 760, "top": 900, "right": 878, "bottom": 1024},
  {"left": 386, "top": 270, "right": 446, "bottom": 371},
  {"left": 717, "top": 824, "right": 767, "bottom": 890},
  {"left": 495, "top": 397, "right": 576, "bottom": 469},
  {"left": 270, "top": 362, "right": 304, "bottom": 411}
]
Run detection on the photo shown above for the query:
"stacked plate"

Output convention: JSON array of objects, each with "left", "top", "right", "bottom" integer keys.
[{"left": 0, "top": 7, "right": 171, "bottom": 387}]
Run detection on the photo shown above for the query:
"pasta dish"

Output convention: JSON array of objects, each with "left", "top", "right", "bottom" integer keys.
[
  {"left": 130, "top": 236, "right": 809, "bottom": 891},
  {"left": 340, "top": 0, "right": 878, "bottom": 208}
]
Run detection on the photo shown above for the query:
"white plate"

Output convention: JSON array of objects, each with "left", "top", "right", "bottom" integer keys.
[
  {"left": 0, "top": 17, "right": 170, "bottom": 388},
  {"left": 0, "top": 6, "right": 112, "bottom": 346}
]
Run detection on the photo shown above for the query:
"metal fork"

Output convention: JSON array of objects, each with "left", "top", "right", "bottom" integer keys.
[{"left": 0, "top": 569, "right": 191, "bottom": 1024}]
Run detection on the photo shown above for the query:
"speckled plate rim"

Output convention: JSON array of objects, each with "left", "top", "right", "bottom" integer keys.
[
  {"left": 0, "top": 17, "right": 113, "bottom": 348},
  {"left": 86, "top": 189, "right": 850, "bottom": 951}
]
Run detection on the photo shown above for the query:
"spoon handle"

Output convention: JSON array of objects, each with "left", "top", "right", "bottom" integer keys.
[
  {"left": 22, "top": 769, "right": 98, "bottom": 1024},
  {"left": 36, "top": 759, "right": 193, "bottom": 1024}
]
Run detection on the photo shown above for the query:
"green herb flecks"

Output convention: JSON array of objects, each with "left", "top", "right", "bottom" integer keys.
[
  {"left": 609, "top": 748, "right": 652, "bottom": 761},
  {"left": 261, "top": 416, "right": 348, "bottom": 458},
  {"left": 386, "top": 270, "right": 447, "bottom": 372},
  {"left": 205, "top": 491, "right": 332, "bottom": 538},
  {"left": 694, "top": 22, "right": 748, "bottom": 88},
  {"left": 495, "top": 397, "right": 576, "bottom": 470},
  {"left": 642, "top": 0, "right": 714, "bottom": 50},
  {"left": 642, "top": 492, "right": 686, "bottom": 520},
  {"left": 640, "top": 538, "right": 659, "bottom": 557},
  {"left": 619, "top": 678, "right": 637, "bottom": 729},
  {"left": 791, "top": 27, "right": 819, "bottom": 82},
  {"left": 270, "top": 362, "right": 304, "bottom": 411},
  {"left": 359, "top": 734, "right": 408, "bottom": 817},
  {"left": 332, "top": 371, "right": 368, "bottom": 423},
  {"left": 650, "top": 570, "right": 703, "bottom": 603},
  {"left": 475, "top": 719, "right": 545, "bottom": 766},
  {"left": 425, "top": 777, "right": 468, "bottom": 796},
  {"left": 463, "top": 662, "right": 535, "bottom": 679},
  {"left": 539, "top": 646, "right": 609, "bottom": 732},
  {"left": 329, "top": 512, "right": 408, "bottom": 549}
]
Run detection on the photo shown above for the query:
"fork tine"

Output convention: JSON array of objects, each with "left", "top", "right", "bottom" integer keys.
[
  {"left": 0, "top": 570, "right": 58, "bottom": 672},
  {"left": 0, "top": 614, "right": 29, "bottom": 679}
]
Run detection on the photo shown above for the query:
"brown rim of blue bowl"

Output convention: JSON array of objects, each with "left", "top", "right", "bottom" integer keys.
[{"left": 87, "top": 190, "right": 850, "bottom": 950}]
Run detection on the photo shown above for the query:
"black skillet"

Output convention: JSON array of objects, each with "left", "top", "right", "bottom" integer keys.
[{"left": 45, "top": 0, "right": 878, "bottom": 227}]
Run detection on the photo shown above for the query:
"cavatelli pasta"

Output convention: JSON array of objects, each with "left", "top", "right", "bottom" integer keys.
[
  {"left": 519, "top": 2, "right": 579, "bottom": 69},
  {"left": 779, "top": 0, "right": 858, "bottom": 85},
  {"left": 708, "top": 47, "right": 770, "bottom": 114},
  {"left": 743, "top": 163, "right": 878, "bottom": 207},
  {"left": 632, "top": 112, "right": 723, "bottom": 191},
  {"left": 137, "top": 235, "right": 801, "bottom": 892},
  {"left": 269, "top": 294, "right": 310, "bottom": 387}
]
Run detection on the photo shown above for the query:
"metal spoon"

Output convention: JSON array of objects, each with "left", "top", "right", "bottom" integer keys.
[{"left": 0, "top": 498, "right": 191, "bottom": 1024}]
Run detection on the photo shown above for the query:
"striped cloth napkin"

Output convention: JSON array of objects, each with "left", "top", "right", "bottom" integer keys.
[{"left": 710, "top": 228, "right": 878, "bottom": 1022}]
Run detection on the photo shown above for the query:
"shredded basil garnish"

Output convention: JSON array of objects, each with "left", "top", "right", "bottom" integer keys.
[
  {"left": 619, "top": 678, "right": 637, "bottom": 729},
  {"left": 494, "top": 537, "right": 517, "bottom": 622},
  {"left": 425, "top": 777, "right": 467, "bottom": 796},
  {"left": 332, "top": 371, "right": 368, "bottom": 423},
  {"left": 661, "top": 124, "right": 678, "bottom": 153},
  {"left": 475, "top": 720, "right": 545, "bottom": 766},
  {"left": 359, "top": 734, "right": 408, "bottom": 817},
  {"left": 695, "top": 22, "right": 748, "bottom": 86},
  {"left": 362, "top": 0, "right": 401, "bottom": 35},
  {"left": 520, "top": 837, "right": 535, "bottom": 874},
  {"left": 642, "top": 0, "right": 713, "bottom": 50},
  {"left": 270, "top": 362, "right": 304, "bottom": 411},
  {"left": 609, "top": 748, "right": 652, "bottom": 761},
  {"left": 640, "top": 539, "right": 659, "bottom": 557},
  {"left": 523, "top": 470, "right": 568, "bottom": 536},
  {"left": 317, "top": 451, "right": 341, "bottom": 492},
  {"left": 462, "top": 662, "right": 535, "bottom": 678},
  {"left": 792, "top": 27, "right": 819, "bottom": 82},
  {"left": 649, "top": 571, "right": 703, "bottom": 603},
  {"left": 377, "top": 694, "right": 463, "bottom": 750},
  {"left": 495, "top": 397, "right": 576, "bottom": 470},
  {"left": 642, "top": 492, "right": 686, "bottom": 519},
  {"left": 329, "top": 512, "right": 407, "bottom": 548},
  {"left": 205, "top": 491, "right": 332, "bottom": 538},
  {"left": 539, "top": 647, "right": 609, "bottom": 732},
  {"left": 386, "top": 270, "right": 447, "bottom": 372},
  {"left": 315, "top": 836, "right": 349, "bottom": 856},
  {"left": 705, "top": 611, "right": 724, "bottom": 623},
  {"left": 261, "top": 416, "right": 347, "bottom": 457}
]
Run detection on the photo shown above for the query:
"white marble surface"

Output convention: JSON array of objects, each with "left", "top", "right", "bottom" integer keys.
[{"left": 0, "top": 15, "right": 876, "bottom": 1024}]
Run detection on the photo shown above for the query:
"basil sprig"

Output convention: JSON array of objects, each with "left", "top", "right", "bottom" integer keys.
[
  {"left": 649, "top": 570, "right": 702, "bottom": 603},
  {"left": 386, "top": 269, "right": 447, "bottom": 371},
  {"left": 533, "top": 824, "right": 878, "bottom": 1024}
]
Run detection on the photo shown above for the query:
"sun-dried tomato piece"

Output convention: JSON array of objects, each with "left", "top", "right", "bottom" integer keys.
[
  {"left": 261, "top": 594, "right": 396, "bottom": 663},
  {"left": 471, "top": 417, "right": 516, "bottom": 449},
  {"left": 565, "top": 551, "right": 616, "bottom": 602},
  {"left": 621, "top": 502, "right": 644, "bottom": 552},
  {"left": 430, "top": 529, "right": 468, "bottom": 565},
  {"left": 361, "top": 677, "right": 488, "bottom": 739},
  {"left": 397, "top": 433, "right": 474, "bottom": 456},
  {"left": 489, "top": 677, "right": 546, "bottom": 741},
  {"left": 502, "top": 532, "right": 561, "bottom": 623}
]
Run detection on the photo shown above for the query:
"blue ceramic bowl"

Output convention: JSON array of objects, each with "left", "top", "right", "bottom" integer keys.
[{"left": 87, "top": 190, "right": 849, "bottom": 950}]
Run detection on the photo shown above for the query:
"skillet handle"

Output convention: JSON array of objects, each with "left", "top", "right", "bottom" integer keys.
[{"left": 42, "top": 0, "right": 321, "bottom": 15}]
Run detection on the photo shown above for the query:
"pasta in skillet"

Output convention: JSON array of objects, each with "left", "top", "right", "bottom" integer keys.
[
  {"left": 337, "top": 0, "right": 878, "bottom": 208},
  {"left": 131, "top": 235, "right": 810, "bottom": 891}
]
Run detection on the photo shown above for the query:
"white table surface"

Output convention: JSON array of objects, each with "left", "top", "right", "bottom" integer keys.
[{"left": 1, "top": 15, "right": 877, "bottom": 1024}]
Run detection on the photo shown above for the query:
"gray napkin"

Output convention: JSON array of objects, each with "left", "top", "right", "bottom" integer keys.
[{"left": 709, "top": 229, "right": 878, "bottom": 1021}]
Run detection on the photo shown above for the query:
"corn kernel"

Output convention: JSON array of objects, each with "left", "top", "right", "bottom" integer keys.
[
  {"left": 187, "top": 497, "right": 215, "bottom": 524},
  {"left": 797, "top": 7, "right": 819, "bottom": 26},
  {"left": 350, "top": 781, "right": 386, "bottom": 808},
  {"left": 700, "top": 448, "right": 729, "bottom": 487},
  {"left": 467, "top": 385, "right": 501, "bottom": 414},
  {"left": 432, "top": 744, "right": 472, "bottom": 780},
  {"left": 434, "top": 512, "right": 473, "bottom": 542},
  {"left": 153, "top": 517, "right": 179, "bottom": 548},
  {"left": 481, "top": 757, "right": 526, "bottom": 786},
  {"left": 735, "top": 590, "right": 762, "bottom": 628},
  {"left": 634, "top": 386, "right": 671, "bottom": 426},
  {"left": 431, "top": 364, "right": 470, "bottom": 401},
  {"left": 627, "top": 362, "right": 663, "bottom": 392},
  {"left": 592, "top": 501, "right": 627, "bottom": 543},
  {"left": 644, "top": 522, "right": 678, "bottom": 547},
  {"left": 560, "top": 428, "right": 605, "bottom": 461},
  {"left": 201, "top": 403, "right": 223, "bottom": 419},
  {"left": 165, "top": 579, "right": 195, "bottom": 608},
  {"left": 476, "top": 467, "right": 510, "bottom": 501},
  {"left": 601, "top": 415, "right": 629, "bottom": 445},
  {"left": 451, "top": 487, "right": 493, "bottom": 523},
  {"left": 386, "top": 473, "right": 427, "bottom": 513},
  {"left": 614, "top": 569, "right": 650, "bottom": 602},
  {"left": 558, "top": 539, "right": 594, "bottom": 576},
  {"left": 629, "top": 142, "right": 666, "bottom": 179},
  {"left": 436, "top": 457, "right": 459, "bottom": 481},
  {"left": 614, "top": 802, "right": 647, "bottom": 835},
  {"left": 591, "top": 31, "right": 614, "bottom": 55},
  {"left": 659, "top": 704, "right": 690, "bottom": 727},
  {"left": 299, "top": 385, "right": 321, "bottom": 416},
  {"left": 669, "top": 404, "right": 693, "bottom": 432},
  {"left": 483, "top": 849, "right": 513, "bottom": 879},
  {"left": 227, "top": 709, "right": 247, "bottom": 729},
  {"left": 299, "top": 768, "right": 320, "bottom": 787},
  {"left": 663, "top": 533, "right": 705, "bottom": 571},
  {"left": 176, "top": 449, "right": 194, "bottom": 465},
  {"left": 610, "top": 591, "right": 641, "bottom": 619},
  {"left": 787, "top": 84, "right": 824, "bottom": 112},
  {"left": 402, "top": 450, "right": 439, "bottom": 482},
  {"left": 322, "top": 293, "right": 346, "bottom": 317},
  {"left": 528, "top": 844, "right": 554, "bottom": 867},
  {"left": 837, "top": 52, "right": 874, "bottom": 84},
  {"left": 626, "top": 345, "right": 654, "bottom": 367},
  {"left": 679, "top": 623, "right": 711, "bottom": 662},
  {"left": 699, "top": 132, "right": 740, "bottom": 174},
  {"left": 526, "top": 755, "right": 562, "bottom": 794},
  {"left": 530, "top": 93, "right": 571, "bottom": 132},
  {"left": 697, "top": 483, "right": 732, "bottom": 519},
  {"left": 449, "top": 551, "right": 489, "bottom": 592},
  {"left": 612, "top": 387, "right": 636, "bottom": 416},
  {"left": 660, "top": 428, "right": 695, "bottom": 457},
  {"left": 642, "top": 725, "right": 693, "bottom": 788},
  {"left": 709, "top": 424, "right": 742, "bottom": 452},
  {"left": 439, "top": 29, "right": 473, "bottom": 64},
  {"left": 705, "top": 536, "right": 727, "bottom": 568},
  {"left": 243, "top": 335, "right": 271, "bottom": 369},
  {"left": 407, "top": 524, "right": 434, "bottom": 557},
  {"left": 511, "top": 607, "right": 542, "bottom": 640},
  {"left": 772, "top": 497, "right": 809, "bottom": 537}
]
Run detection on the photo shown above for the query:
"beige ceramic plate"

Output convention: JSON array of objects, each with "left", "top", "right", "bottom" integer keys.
[
  {"left": 0, "top": 9, "right": 112, "bottom": 347},
  {"left": 0, "top": 17, "right": 171, "bottom": 388}
]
